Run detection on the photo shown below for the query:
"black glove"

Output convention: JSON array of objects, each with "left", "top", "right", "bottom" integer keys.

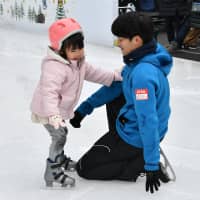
[
  {"left": 146, "top": 166, "right": 170, "bottom": 194},
  {"left": 69, "top": 111, "right": 85, "bottom": 128}
]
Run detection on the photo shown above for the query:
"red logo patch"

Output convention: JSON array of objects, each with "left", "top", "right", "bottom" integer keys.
[{"left": 135, "top": 89, "right": 148, "bottom": 100}]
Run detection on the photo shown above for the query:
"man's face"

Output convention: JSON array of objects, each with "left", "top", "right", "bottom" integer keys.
[{"left": 117, "top": 36, "right": 143, "bottom": 56}]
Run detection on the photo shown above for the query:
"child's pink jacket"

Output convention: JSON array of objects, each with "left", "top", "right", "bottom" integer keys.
[{"left": 31, "top": 47, "right": 121, "bottom": 120}]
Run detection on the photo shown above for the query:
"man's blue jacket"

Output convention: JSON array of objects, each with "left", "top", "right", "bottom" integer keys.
[{"left": 76, "top": 41, "right": 173, "bottom": 171}]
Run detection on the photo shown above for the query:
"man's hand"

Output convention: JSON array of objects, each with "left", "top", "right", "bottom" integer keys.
[
  {"left": 146, "top": 167, "right": 170, "bottom": 193},
  {"left": 49, "top": 115, "right": 66, "bottom": 129},
  {"left": 69, "top": 111, "right": 84, "bottom": 128},
  {"left": 146, "top": 170, "right": 161, "bottom": 193}
]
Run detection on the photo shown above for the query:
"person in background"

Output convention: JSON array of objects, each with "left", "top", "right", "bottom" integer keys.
[
  {"left": 138, "top": 0, "right": 155, "bottom": 11},
  {"left": 30, "top": 18, "right": 121, "bottom": 187},
  {"left": 70, "top": 12, "right": 172, "bottom": 194},
  {"left": 118, "top": 0, "right": 155, "bottom": 14},
  {"left": 158, "top": 0, "right": 192, "bottom": 52},
  {"left": 183, "top": 27, "right": 200, "bottom": 49},
  {"left": 182, "top": 0, "right": 200, "bottom": 49},
  {"left": 118, "top": 0, "right": 137, "bottom": 14}
]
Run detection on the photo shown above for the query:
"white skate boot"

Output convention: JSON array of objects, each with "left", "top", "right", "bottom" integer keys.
[
  {"left": 44, "top": 157, "right": 75, "bottom": 187},
  {"left": 56, "top": 151, "right": 77, "bottom": 172}
]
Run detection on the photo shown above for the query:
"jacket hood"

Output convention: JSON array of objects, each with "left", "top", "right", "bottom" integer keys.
[
  {"left": 141, "top": 43, "right": 173, "bottom": 76},
  {"left": 124, "top": 40, "right": 173, "bottom": 76},
  {"left": 45, "top": 46, "right": 70, "bottom": 65},
  {"left": 44, "top": 47, "right": 85, "bottom": 68}
]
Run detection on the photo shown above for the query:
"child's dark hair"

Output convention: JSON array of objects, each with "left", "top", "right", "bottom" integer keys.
[
  {"left": 111, "top": 12, "right": 154, "bottom": 44},
  {"left": 59, "top": 32, "right": 84, "bottom": 59}
]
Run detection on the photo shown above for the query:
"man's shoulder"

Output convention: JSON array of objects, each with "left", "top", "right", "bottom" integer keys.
[
  {"left": 130, "top": 62, "right": 158, "bottom": 83},
  {"left": 134, "top": 61, "right": 157, "bottom": 73}
]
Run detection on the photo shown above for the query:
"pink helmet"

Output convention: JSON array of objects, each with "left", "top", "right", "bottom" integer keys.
[{"left": 48, "top": 18, "right": 82, "bottom": 51}]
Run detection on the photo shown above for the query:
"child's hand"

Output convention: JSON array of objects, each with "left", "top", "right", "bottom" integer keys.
[
  {"left": 49, "top": 115, "right": 66, "bottom": 129},
  {"left": 114, "top": 67, "right": 123, "bottom": 81}
]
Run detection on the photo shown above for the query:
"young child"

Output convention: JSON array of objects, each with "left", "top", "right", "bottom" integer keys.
[{"left": 30, "top": 18, "right": 121, "bottom": 187}]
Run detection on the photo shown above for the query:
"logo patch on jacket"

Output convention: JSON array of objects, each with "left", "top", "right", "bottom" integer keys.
[{"left": 135, "top": 89, "right": 148, "bottom": 100}]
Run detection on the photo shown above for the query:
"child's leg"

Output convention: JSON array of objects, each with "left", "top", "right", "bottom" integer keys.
[
  {"left": 43, "top": 125, "right": 75, "bottom": 187},
  {"left": 44, "top": 124, "right": 67, "bottom": 160},
  {"left": 76, "top": 130, "right": 144, "bottom": 181},
  {"left": 44, "top": 124, "right": 76, "bottom": 171}
]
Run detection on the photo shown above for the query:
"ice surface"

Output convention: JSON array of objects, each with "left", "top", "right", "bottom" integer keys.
[{"left": 0, "top": 18, "right": 200, "bottom": 200}]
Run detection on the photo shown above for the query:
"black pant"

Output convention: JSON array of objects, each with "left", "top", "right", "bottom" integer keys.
[{"left": 76, "top": 95, "right": 145, "bottom": 181}]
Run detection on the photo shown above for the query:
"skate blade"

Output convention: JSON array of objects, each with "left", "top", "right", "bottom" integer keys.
[
  {"left": 40, "top": 183, "right": 75, "bottom": 190},
  {"left": 160, "top": 148, "right": 176, "bottom": 182},
  {"left": 66, "top": 167, "right": 76, "bottom": 172}
]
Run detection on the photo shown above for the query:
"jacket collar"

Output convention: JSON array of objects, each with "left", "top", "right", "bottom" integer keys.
[
  {"left": 123, "top": 40, "right": 157, "bottom": 65},
  {"left": 47, "top": 47, "right": 85, "bottom": 68},
  {"left": 47, "top": 47, "right": 70, "bottom": 65}
]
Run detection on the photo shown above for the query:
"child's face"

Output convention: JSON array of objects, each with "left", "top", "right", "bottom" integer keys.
[
  {"left": 117, "top": 36, "right": 143, "bottom": 56},
  {"left": 65, "top": 47, "right": 84, "bottom": 61}
]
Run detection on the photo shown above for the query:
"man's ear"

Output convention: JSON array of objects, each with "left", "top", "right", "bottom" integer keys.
[{"left": 132, "top": 35, "right": 143, "bottom": 47}]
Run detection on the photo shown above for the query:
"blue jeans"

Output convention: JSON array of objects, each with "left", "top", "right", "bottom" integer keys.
[{"left": 165, "top": 15, "right": 190, "bottom": 47}]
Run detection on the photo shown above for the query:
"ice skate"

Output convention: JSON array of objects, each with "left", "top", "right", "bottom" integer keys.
[
  {"left": 55, "top": 151, "right": 77, "bottom": 172},
  {"left": 160, "top": 147, "right": 176, "bottom": 181},
  {"left": 44, "top": 158, "right": 75, "bottom": 187}
]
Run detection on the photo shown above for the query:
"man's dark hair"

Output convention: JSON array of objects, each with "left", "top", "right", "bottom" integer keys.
[
  {"left": 111, "top": 12, "right": 154, "bottom": 44},
  {"left": 59, "top": 32, "right": 84, "bottom": 59}
]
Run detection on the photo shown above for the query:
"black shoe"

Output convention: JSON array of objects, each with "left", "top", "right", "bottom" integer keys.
[
  {"left": 166, "top": 41, "right": 178, "bottom": 53},
  {"left": 183, "top": 44, "right": 198, "bottom": 50}
]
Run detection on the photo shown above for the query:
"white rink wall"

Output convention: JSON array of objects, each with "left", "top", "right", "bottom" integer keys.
[
  {"left": 68, "top": 0, "right": 118, "bottom": 46},
  {"left": 1, "top": 0, "right": 118, "bottom": 46}
]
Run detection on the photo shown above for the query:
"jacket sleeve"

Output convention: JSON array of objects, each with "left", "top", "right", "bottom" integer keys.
[
  {"left": 132, "top": 64, "right": 160, "bottom": 171},
  {"left": 76, "top": 81, "right": 123, "bottom": 117},
  {"left": 40, "top": 61, "right": 66, "bottom": 116},
  {"left": 84, "top": 62, "right": 122, "bottom": 86}
]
